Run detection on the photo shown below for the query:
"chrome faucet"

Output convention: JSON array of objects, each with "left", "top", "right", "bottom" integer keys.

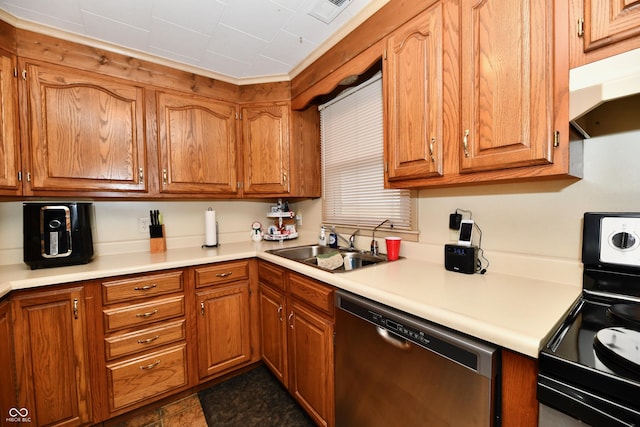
[
  {"left": 370, "top": 219, "right": 393, "bottom": 256},
  {"left": 329, "top": 227, "right": 359, "bottom": 251},
  {"left": 348, "top": 229, "right": 359, "bottom": 251}
]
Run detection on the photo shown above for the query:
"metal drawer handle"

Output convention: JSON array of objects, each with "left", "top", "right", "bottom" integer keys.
[
  {"left": 136, "top": 309, "right": 158, "bottom": 318},
  {"left": 462, "top": 129, "right": 470, "bottom": 158},
  {"left": 139, "top": 360, "right": 160, "bottom": 370},
  {"left": 137, "top": 335, "right": 160, "bottom": 344},
  {"left": 134, "top": 284, "right": 157, "bottom": 291},
  {"left": 288, "top": 312, "right": 294, "bottom": 329},
  {"left": 215, "top": 272, "right": 233, "bottom": 278},
  {"left": 429, "top": 137, "right": 436, "bottom": 162},
  {"left": 277, "top": 305, "right": 283, "bottom": 322}
]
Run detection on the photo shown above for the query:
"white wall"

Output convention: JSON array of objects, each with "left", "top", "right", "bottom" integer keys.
[
  {"left": 0, "top": 199, "right": 274, "bottom": 265},
  {"left": 414, "top": 130, "right": 640, "bottom": 257},
  {"left": 2, "top": 130, "right": 638, "bottom": 279},
  {"left": 293, "top": 129, "right": 640, "bottom": 282}
]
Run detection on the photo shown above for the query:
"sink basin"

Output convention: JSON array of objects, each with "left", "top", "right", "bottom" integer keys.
[
  {"left": 266, "top": 245, "right": 389, "bottom": 273},
  {"left": 266, "top": 244, "right": 340, "bottom": 260}
]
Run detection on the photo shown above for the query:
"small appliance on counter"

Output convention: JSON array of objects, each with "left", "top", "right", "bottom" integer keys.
[{"left": 23, "top": 202, "right": 94, "bottom": 269}]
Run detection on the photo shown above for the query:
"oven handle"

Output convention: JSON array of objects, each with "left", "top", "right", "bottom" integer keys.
[{"left": 538, "top": 374, "right": 640, "bottom": 426}]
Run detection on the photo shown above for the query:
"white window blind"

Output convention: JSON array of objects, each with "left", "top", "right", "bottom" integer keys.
[{"left": 320, "top": 73, "right": 413, "bottom": 230}]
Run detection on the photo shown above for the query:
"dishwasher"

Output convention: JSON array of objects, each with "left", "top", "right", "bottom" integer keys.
[{"left": 335, "top": 290, "right": 501, "bottom": 426}]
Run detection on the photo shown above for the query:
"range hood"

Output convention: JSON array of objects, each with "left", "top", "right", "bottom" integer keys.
[{"left": 570, "top": 48, "right": 640, "bottom": 138}]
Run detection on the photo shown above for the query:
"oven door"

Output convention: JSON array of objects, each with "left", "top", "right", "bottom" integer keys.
[{"left": 538, "top": 373, "right": 640, "bottom": 426}]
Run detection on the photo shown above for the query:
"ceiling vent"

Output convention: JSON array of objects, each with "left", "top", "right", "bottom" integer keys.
[{"left": 308, "top": 0, "right": 352, "bottom": 24}]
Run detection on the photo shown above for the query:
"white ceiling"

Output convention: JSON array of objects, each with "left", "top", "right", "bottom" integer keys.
[{"left": 0, "top": 0, "right": 387, "bottom": 84}]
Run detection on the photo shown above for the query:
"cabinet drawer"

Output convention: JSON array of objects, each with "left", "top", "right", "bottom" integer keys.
[
  {"left": 258, "top": 261, "right": 286, "bottom": 290},
  {"left": 195, "top": 260, "right": 249, "bottom": 288},
  {"left": 102, "top": 271, "right": 183, "bottom": 304},
  {"left": 107, "top": 344, "right": 187, "bottom": 411},
  {"left": 289, "top": 273, "right": 334, "bottom": 316},
  {"left": 104, "top": 319, "right": 186, "bottom": 361},
  {"left": 103, "top": 295, "right": 185, "bottom": 332}
]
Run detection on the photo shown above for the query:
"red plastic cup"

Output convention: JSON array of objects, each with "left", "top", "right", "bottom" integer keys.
[{"left": 385, "top": 237, "right": 401, "bottom": 261}]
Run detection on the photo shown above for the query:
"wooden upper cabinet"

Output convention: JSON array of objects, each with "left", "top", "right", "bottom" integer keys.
[
  {"left": 571, "top": 0, "right": 640, "bottom": 67},
  {"left": 241, "top": 102, "right": 290, "bottom": 195},
  {"left": 21, "top": 61, "right": 147, "bottom": 194},
  {"left": 156, "top": 91, "right": 239, "bottom": 195},
  {"left": 384, "top": 3, "right": 444, "bottom": 181},
  {"left": 584, "top": 0, "right": 640, "bottom": 50},
  {"left": 0, "top": 52, "right": 21, "bottom": 196},
  {"left": 460, "top": 0, "right": 556, "bottom": 173}
]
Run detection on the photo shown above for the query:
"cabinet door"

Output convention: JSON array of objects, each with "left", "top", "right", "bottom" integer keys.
[
  {"left": 241, "top": 103, "right": 290, "bottom": 195},
  {"left": 460, "top": 0, "right": 555, "bottom": 173},
  {"left": 0, "top": 299, "right": 18, "bottom": 423},
  {"left": 583, "top": 0, "right": 640, "bottom": 52},
  {"left": 288, "top": 300, "right": 334, "bottom": 427},
  {"left": 258, "top": 284, "right": 288, "bottom": 385},
  {"left": 385, "top": 3, "right": 444, "bottom": 180},
  {"left": 195, "top": 281, "right": 251, "bottom": 379},
  {"left": 22, "top": 61, "right": 147, "bottom": 193},
  {"left": 0, "top": 53, "right": 20, "bottom": 195},
  {"left": 156, "top": 91, "right": 239, "bottom": 195},
  {"left": 12, "top": 287, "right": 92, "bottom": 427}
]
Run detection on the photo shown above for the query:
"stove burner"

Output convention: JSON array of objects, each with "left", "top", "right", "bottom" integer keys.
[
  {"left": 594, "top": 327, "right": 640, "bottom": 377},
  {"left": 607, "top": 303, "right": 640, "bottom": 330}
]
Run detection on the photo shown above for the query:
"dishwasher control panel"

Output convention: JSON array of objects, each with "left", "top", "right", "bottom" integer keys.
[
  {"left": 336, "top": 290, "right": 499, "bottom": 376},
  {"left": 371, "top": 312, "right": 435, "bottom": 348}
]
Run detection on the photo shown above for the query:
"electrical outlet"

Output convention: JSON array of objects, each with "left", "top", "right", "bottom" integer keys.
[
  {"left": 138, "top": 217, "right": 151, "bottom": 233},
  {"left": 295, "top": 213, "right": 303, "bottom": 226}
]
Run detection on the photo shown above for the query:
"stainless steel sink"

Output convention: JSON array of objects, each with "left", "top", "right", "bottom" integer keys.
[{"left": 266, "top": 244, "right": 389, "bottom": 273}]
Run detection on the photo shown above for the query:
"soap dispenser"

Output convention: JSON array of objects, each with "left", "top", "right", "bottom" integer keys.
[{"left": 318, "top": 226, "right": 327, "bottom": 246}]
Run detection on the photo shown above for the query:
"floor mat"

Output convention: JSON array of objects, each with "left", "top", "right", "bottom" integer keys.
[{"left": 197, "top": 365, "right": 316, "bottom": 427}]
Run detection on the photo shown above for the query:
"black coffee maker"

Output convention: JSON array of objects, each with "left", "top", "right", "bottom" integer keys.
[{"left": 23, "top": 202, "right": 94, "bottom": 269}]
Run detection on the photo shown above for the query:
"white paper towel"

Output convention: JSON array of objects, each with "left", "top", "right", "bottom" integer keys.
[{"left": 205, "top": 209, "right": 217, "bottom": 246}]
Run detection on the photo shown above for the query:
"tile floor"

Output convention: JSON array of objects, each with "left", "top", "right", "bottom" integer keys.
[{"left": 111, "top": 394, "right": 207, "bottom": 427}]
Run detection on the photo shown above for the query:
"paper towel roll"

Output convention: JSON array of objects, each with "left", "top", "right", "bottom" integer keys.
[{"left": 205, "top": 209, "right": 217, "bottom": 246}]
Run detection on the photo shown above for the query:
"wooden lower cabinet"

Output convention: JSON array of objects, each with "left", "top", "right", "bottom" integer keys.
[
  {"left": 0, "top": 299, "right": 18, "bottom": 426},
  {"left": 193, "top": 260, "right": 256, "bottom": 381},
  {"left": 501, "top": 349, "right": 538, "bottom": 427},
  {"left": 106, "top": 344, "right": 188, "bottom": 411},
  {"left": 11, "top": 286, "right": 93, "bottom": 427},
  {"left": 258, "top": 261, "right": 335, "bottom": 427},
  {"left": 2, "top": 259, "right": 542, "bottom": 427},
  {"left": 195, "top": 282, "right": 252, "bottom": 379},
  {"left": 288, "top": 298, "right": 334, "bottom": 427},
  {"left": 258, "top": 283, "right": 288, "bottom": 385},
  {"left": 99, "top": 269, "right": 189, "bottom": 416}
]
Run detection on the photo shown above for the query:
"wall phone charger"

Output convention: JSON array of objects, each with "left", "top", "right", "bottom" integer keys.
[{"left": 449, "top": 213, "right": 462, "bottom": 230}]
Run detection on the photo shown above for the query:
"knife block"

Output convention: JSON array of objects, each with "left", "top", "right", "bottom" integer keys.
[{"left": 150, "top": 225, "right": 166, "bottom": 253}]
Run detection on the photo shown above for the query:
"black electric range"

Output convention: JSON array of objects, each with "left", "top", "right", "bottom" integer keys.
[{"left": 538, "top": 213, "right": 640, "bottom": 427}]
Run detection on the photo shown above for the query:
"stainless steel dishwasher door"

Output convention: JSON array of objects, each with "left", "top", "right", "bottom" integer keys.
[{"left": 335, "top": 290, "right": 499, "bottom": 427}]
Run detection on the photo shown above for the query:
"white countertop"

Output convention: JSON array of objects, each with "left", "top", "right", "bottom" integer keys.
[{"left": 0, "top": 240, "right": 581, "bottom": 358}]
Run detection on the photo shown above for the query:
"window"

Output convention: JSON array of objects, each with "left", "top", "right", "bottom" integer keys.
[{"left": 320, "top": 72, "right": 416, "bottom": 234}]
